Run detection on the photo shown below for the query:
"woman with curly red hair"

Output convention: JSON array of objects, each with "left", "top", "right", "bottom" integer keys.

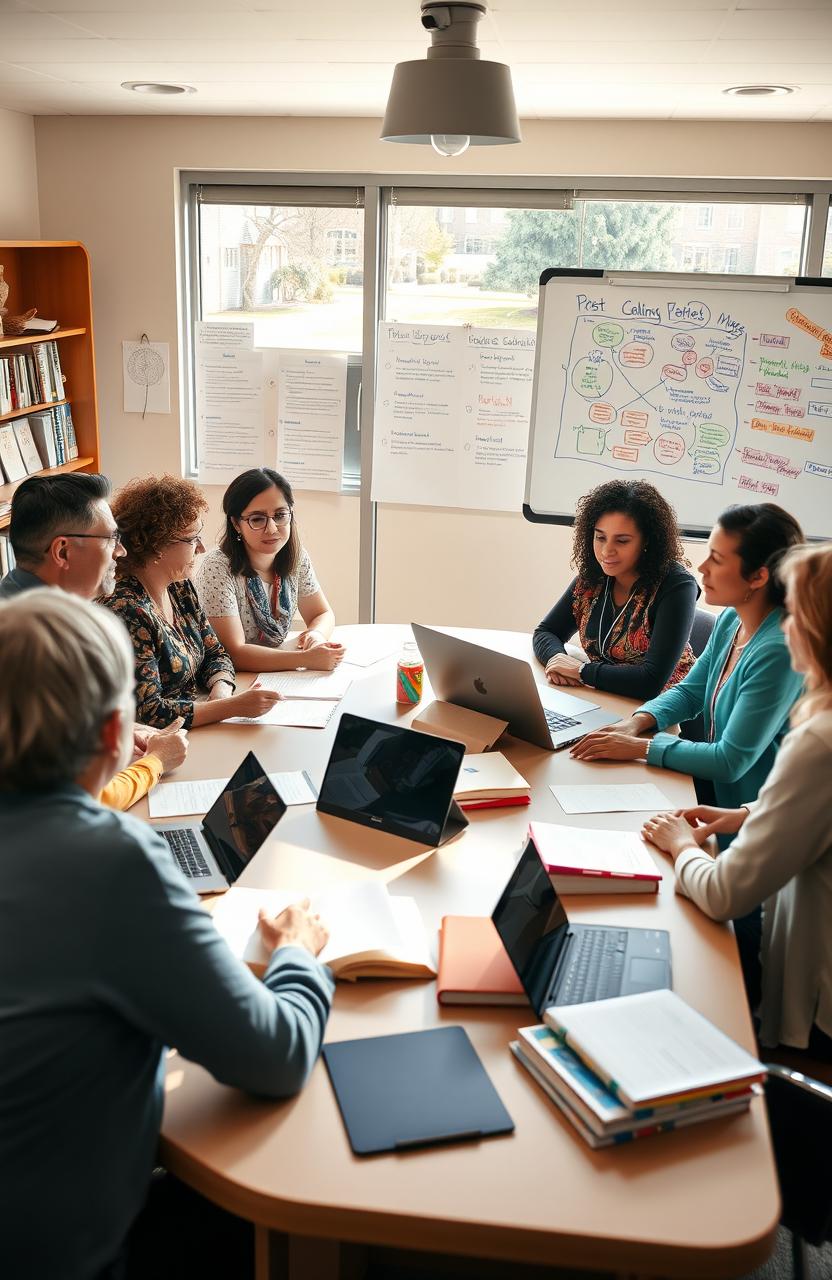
[
  {"left": 100, "top": 475, "right": 282, "bottom": 728},
  {"left": 533, "top": 478, "right": 698, "bottom": 701}
]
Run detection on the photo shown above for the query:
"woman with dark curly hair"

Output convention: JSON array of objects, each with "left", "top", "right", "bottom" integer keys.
[
  {"left": 100, "top": 475, "right": 284, "bottom": 728},
  {"left": 533, "top": 479, "right": 698, "bottom": 701}
]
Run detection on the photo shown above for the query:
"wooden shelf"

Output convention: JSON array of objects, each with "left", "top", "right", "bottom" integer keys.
[
  {"left": 0, "top": 397, "right": 68, "bottom": 425},
  {"left": 0, "top": 242, "right": 99, "bottom": 511},
  {"left": 0, "top": 327, "right": 86, "bottom": 350},
  {"left": 0, "top": 457, "right": 96, "bottom": 530}
]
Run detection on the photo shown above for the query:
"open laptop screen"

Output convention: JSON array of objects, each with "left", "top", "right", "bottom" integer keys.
[
  {"left": 202, "top": 751, "right": 287, "bottom": 883},
  {"left": 492, "top": 839, "right": 570, "bottom": 1018},
  {"left": 317, "top": 712, "right": 464, "bottom": 845}
]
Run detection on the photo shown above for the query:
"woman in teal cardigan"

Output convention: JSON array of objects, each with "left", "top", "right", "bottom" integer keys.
[{"left": 571, "top": 504, "right": 805, "bottom": 830}]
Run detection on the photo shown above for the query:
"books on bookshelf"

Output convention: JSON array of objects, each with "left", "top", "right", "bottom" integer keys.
[
  {"left": 513, "top": 990, "right": 764, "bottom": 1147},
  {"left": 0, "top": 529, "right": 16, "bottom": 576},
  {"left": 0, "top": 339, "right": 66, "bottom": 415},
  {"left": 528, "top": 820, "right": 662, "bottom": 894},
  {"left": 211, "top": 881, "right": 436, "bottom": 981},
  {"left": 0, "top": 424, "right": 27, "bottom": 482}
]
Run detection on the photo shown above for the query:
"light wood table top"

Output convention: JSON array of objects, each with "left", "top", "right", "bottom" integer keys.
[{"left": 143, "top": 626, "right": 778, "bottom": 1279}]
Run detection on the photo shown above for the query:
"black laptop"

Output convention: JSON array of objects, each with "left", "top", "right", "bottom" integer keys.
[
  {"left": 492, "top": 838, "right": 671, "bottom": 1012},
  {"left": 151, "top": 751, "right": 287, "bottom": 894},
  {"left": 316, "top": 712, "right": 468, "bottom": 847}
]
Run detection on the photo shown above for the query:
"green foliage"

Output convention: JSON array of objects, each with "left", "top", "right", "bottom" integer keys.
[
  {"left": 423, "top": 222, "right": 455, "bottom": 272},
  {"left": 484, "top": 204, "right": 677, "bottom": 295}
]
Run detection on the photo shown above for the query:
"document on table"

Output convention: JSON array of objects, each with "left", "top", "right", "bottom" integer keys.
[
  {"left": 255, "top": 668, "right": 353, "bottom": 699},
  {"left": 335, "top": 630, "right": 400, "bottom": 668},
  {"left": 148, "top": 770, "right": 318, "bottom": 818},
  {"left": 226, "top": 700, "right": 338, "bottom": 728},
  {"left": 549, "top": 783, "right": 673, "bottom": 815}
]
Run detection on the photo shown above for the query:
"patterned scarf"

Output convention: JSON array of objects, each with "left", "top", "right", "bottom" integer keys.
[
  {"left": 573, "top": 575, "right": 695, "bottom": 689},
  {"left": 244, "top": 572, "right": 292, "bottom": 647}
]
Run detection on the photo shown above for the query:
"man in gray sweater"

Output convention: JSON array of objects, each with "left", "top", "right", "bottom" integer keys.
[{"left": 0, "top": 590, "right": 334, "bottom": 1280}]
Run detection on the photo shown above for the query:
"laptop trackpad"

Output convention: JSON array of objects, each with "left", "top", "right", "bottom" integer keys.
[{"left": 625, "top": 956, "right": 670, "bottom": 993}]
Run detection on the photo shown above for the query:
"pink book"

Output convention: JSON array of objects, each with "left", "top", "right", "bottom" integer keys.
[{"left": 528, "top": 820, "right": 662, "bottom": 886}]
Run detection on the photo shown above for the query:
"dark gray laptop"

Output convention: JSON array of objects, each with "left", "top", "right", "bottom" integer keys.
[
  {"left": 411, "top": 623, "right": 618, "bottom": 750},
  {"left": 492, "top": 838, "right": 671, "bottom": 1011},
  {"left": 151, "top": 751, "right": 287, "bottom": 895}
]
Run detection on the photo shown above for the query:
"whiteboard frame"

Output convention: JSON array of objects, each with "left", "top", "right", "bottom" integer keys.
[{"left": 523, "top": 267, "right": 832, "bottom": 540}]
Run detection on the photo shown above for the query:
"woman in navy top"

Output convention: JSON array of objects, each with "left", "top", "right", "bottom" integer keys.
[{"left": 533, "top": 479, "right": 698, "bottom": 702}]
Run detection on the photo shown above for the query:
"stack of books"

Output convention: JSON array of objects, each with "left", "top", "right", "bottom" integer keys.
[
  {"left": 0, "top": 340, "right": 65, "bottom": 414},
  {"left": 529, "top": 820, "right": 662, "bottom": 894},
  {"left": 511, "top": 989, "right": 764, "bottom": 1148},
  {"left": 453, "top": 752, "right": 531, "bottom": 811}
]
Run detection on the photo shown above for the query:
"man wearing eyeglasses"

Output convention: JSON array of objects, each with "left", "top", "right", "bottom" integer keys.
[
  {"left": 0, "top": 473, "right": 188, "bottom": 806},
  {"left": 0, "top": 472, "right": 125, "bottom": 600}
]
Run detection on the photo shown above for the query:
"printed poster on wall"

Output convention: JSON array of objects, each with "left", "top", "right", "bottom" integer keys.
[
  {"left": 195, "top": 343, "right": 264, "bottom": 487},
  {"left": 276, "top": 351, "right": 347, "bottom": 492},
  {"left": 371, "top": 322, "right": 537, "bottom": 510}
]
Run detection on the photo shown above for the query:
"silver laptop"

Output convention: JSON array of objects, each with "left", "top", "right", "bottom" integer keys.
[
  {"left": 151, "top": 751, "right": 287, "bottom": 895},
  {"left": 492, "top": 838, "right": 671, "bottom": 1010},
  {"left": 411, "top": 623, "right": 618, "bottom": 751}
]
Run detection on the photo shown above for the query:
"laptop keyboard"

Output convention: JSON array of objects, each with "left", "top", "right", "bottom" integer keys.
[
  {"left": 556, "top": 929, "right": 629, "bottom": 1005},
  {"left": 544, "top": 708, "right": 581, "bottom": 732},
  {"left": 160, "top": 828, "right": 213, "bottom": 880}
]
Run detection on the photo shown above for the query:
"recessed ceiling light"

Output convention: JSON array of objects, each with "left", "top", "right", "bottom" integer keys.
[
  {"left": 121, "top": 82, "right": 196, "bottom": 95},
  {"left": 723, "top": 85, "right": 795, "bottom": 97}
]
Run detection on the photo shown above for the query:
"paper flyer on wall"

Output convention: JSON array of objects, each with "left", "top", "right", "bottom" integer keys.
[
  {"left": 195, "top": 345, "right": 264, "bottom": 486},
  {"left": 276, "top": 351, "right": 347, "bottom": 491},
  {"left": 371, "top": 322, "right": 536, "bottom": 511}
]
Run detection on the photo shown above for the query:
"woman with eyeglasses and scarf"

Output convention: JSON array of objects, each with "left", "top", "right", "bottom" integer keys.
[
  {"left": 101, "top": 474, "right": 283, "bottom": 727},
  {"left": 196, "top": 466, "right": 344, "bottom": 673}
]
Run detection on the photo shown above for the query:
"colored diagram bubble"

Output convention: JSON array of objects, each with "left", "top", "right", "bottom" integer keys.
[
  {"left": 672, "top": 333, "right": 696, "bottom": 351},
  {"left": 620, "top": 342, "right": 654, "bottom": 367},
  {"left": 716, "top": 356, "right": 741, "bottom": 377},
  {"left": 575, "top": 425, "right": 606, "bottom": 455},
  {"left": 661, "top": 364, "right": 687, "bottom": 383},
  {"left": 571, "top": 358, "right": 613, "bottom": 399},
  {"left": 706, "top": 376, "right": 729, "bottom": 393},
  {"left": 695, "top": 357, "right": 715, "bottom": 378},
  {"left": 654, "top": 432, "right": 685, "bottom": 465},
  {"left": 588, "top": 402, "right": 616, "bottom": 424},
  {"left": 693, "top": 450, "right": 721, "bottom": 476},
  {"left": 620, "top": 409, "right": 649, "bottom": 429},
  {"left": 592, "top": 322, "right": 625, "bottom": 347},
  {"left": 694, "top": 423, "right": 731, "bottom": 449},
  {"left": 612, "top": 445, "right": 639, "bottom": 462},
  {"left": 624, "top": 429, "right": 651, "bottom": 446},
  {"left": 681, "top": 350, "right": 697, "bottom": 366}
]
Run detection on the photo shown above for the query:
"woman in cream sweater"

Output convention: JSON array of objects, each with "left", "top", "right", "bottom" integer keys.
[{"left": 643, "top": 541, "right": 832, "bottom": 1054}]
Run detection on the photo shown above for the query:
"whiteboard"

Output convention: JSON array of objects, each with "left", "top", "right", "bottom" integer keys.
[{"left": 523, "top": 269, "right": 832, "bottom": 540}]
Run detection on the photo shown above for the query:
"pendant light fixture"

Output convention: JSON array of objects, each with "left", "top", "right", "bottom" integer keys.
[{"left": 381, "top": 1, "right": 521, "bottom": 155}]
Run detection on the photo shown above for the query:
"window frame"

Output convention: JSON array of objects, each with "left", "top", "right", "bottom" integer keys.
[{"left": 179, "top": 172, "right": 832, "bottom": 620}]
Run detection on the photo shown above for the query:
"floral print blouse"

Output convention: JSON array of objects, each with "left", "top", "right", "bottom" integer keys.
[{"left": 101, "top": 575, "right": 236, "bottom": 728}]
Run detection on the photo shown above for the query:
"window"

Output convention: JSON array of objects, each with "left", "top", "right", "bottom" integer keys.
[
  {"left": 681, "top": 244, "right": 709, "bottom": 271},
  {"left": 326, "top": 228, "right": 359, "bottom": 264},
  {"left": 696, "top": 205, "right": 714, "bottom": 229},
  {"left": 223, "top": 247, "right": 238, "bottom": 269},
  {"left": 464, "top": 236, "right": 494, "bottom": 255},
  {"left": 727, "top": 208, "right": 744, "bottom": 231},
  {"left": 823, "top": 207, "right": 832, "bottom": 277},
  {"left": 724, "top": 246, "right": 740, "bottom": 271}
]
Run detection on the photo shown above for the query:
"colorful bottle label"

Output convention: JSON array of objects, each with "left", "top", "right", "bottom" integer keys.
[{"left": 396, "top": 658, "right": 424, "bottom": 704}]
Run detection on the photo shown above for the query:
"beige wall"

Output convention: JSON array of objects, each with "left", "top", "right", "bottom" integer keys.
[
  {"left": 33, "top": 115, "right": 832, "bottom": 627},
  {"left": 0, "top": 108, "right": 39, "bottom": 238}
]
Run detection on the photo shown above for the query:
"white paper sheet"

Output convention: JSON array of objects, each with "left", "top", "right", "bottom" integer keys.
[
  {"left": 226, "top": 699, "right": 338, "bottom": 728},
  {"left": 194, "top": 321, "right": 253, "bottom": 349},
  {"left": 276, "top": 351, "right": 347, "bottom": 492},
  {"left": 549, "top": 783, "right": 673, "bottom": 815},
  {"left": 255, "top": 668, "right": 353, "bottom": 699},
  {"left": 336, "top": 629, "right": 400, "bottom": 668},
  {"left": 148, "top": 770, "right": 318, "bottom": 818},
  {"left": 372, "top": 322, "right": 536, "bottom": 511},
  {"left": 195, "top": 345, "right": 264, "bottom": 486}
]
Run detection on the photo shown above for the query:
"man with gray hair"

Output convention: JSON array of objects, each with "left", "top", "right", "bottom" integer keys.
[
  {"left": 0, "top": 471, "right": 187, "bottom": 807},
  {"left": 0, "top": 590, "right": 334, "bottom": 1280}
]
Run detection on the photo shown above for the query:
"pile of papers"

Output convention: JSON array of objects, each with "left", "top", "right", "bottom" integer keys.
[
  {"left": 512, "top": 989, "right": 764, "bottom": 1148},
  {"left": 227, "top": 667, "right": 353, "bottom": 728}
]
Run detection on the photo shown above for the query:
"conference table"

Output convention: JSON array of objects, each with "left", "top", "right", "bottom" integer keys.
[{"left": 140, "top": 625, "right": 779, "bottom": 1280}]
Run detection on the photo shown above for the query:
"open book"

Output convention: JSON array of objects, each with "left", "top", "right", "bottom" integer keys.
[{"left": 210, "top": 881, "right": 435, "bottom": 981}]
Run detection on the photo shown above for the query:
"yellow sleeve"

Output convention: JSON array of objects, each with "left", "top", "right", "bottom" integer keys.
[{"left": 99, "top": 754, "right": 164, "bottom": 811}]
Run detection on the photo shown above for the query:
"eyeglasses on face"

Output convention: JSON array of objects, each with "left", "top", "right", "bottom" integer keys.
[
  {"left": 239, "top": 510, "right": 293, "bottom": 532},
  {"left": 168, "top": 525, "right": 205, "bottom": 547},
  {"left": 49, "top": 528, "right": 123, "bottom": 552}
]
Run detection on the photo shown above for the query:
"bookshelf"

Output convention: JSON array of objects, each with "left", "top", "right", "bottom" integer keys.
[{"left": 0, "top": 242, "right": 100, "bottom": 532}]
